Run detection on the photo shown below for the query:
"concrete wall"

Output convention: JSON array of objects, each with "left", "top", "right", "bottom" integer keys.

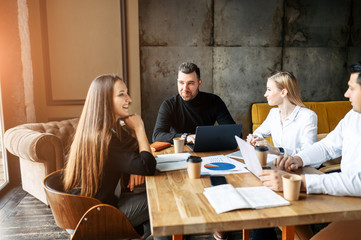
[{"left": 140, "top": 0, "right": 361, "bottom": 140}]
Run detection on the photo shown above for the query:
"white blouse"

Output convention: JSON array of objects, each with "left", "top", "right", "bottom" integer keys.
[
  {"left": 297, "top": 110, "right": 361, "bottom": 197},
  {"left": 253, "top": 105, "right": 318, "bottom": 155}
]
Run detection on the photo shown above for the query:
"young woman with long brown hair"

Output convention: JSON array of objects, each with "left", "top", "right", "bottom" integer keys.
[{"left": 63, "top": 74, "right": 156, "bottom": 236}]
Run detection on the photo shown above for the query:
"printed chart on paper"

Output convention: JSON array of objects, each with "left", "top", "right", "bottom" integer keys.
[{"left": 201, "top": 155, "right": 248, "bottom": 175}]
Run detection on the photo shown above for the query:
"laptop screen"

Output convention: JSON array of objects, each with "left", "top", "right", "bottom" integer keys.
[
  {"left": 187, "top": 124, "right": 242, "bottom": 152},
  {"left": 235, "top": 135, "right": 262, "bottom": 177}
]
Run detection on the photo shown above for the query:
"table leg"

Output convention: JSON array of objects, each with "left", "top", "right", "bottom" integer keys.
[
  {"left": 282, "top": 226, "right": 295, "bottom": 240},
  {"left": 172, "top": 234, "right": 183, "bottom": 240},
  {"left": 242, "top": 229, "right": 250, "bottom": 239}
]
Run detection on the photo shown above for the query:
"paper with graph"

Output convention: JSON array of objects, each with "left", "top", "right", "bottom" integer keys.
[{"left": 201, "top": 155, "right": 248, "bottom": 175}]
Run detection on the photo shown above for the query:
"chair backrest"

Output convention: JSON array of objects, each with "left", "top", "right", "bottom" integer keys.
[
  {"left": 43, "top": 170, "right": 140, "bottom": 239},
  {"left": 43, "top": 170, "right": 102, "bottom": 230},
  {"left": 71, "top": 204, "right": 140, "bottom": 240}
]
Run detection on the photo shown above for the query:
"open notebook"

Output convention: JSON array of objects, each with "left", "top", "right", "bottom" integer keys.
[{"left": 204, "top": 184, "right": 290, "bottom": 214}]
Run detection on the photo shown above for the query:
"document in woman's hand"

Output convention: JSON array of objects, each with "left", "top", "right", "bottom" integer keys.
[{"left": 155, "top": 153, "right": 191, "bottom": 172}]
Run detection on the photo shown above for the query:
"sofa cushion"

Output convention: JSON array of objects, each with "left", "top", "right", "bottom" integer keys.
[
  {"left": 323, "top": 101, "right": 352, "bottom": 131},
  {"left": 4, "top": 118, "right": 78, "bottom": 164},
  {"left": 304, "top": 102, "right": 329, "bottom": 133},
  {"left": 23, "top": 118, "right": 79, "bottom": 154}
]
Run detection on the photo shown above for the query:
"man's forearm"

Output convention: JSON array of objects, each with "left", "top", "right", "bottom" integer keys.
[{"left": 153, "top": 130, "right": 180, "bottom": 143}]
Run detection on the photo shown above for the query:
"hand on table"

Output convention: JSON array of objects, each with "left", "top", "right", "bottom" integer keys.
[
  {"left": 186, "top": 134, "right": 196, "bottom": 144},
  {"left": 127, "top": 174, "right": 145, "bottom": 191},
  {"left": 259, "top": 169, "right": 288, "bottom": 192}
]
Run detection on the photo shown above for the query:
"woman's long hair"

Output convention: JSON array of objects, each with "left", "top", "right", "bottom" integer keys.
[
  {"left": 64, "top": 74, "right": 127, "bottom": 197},
  {"left": 268, "top": 72, "right": 306, "bottom": 107}
]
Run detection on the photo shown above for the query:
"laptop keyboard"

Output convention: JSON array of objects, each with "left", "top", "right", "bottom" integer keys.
[{"left": 186, "top": 144, "right": 194, "bottom": 151}]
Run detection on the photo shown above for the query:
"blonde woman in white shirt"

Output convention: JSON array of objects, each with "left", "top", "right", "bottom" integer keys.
[
  {"left": 247, "top": 72, "right": 318, "bottom": 157},
  {"left": 247, "top": 72, "right": 318, "bottom": 240}
]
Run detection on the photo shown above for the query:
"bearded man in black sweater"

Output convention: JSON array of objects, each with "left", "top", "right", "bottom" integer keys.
[{"left": 152, "top": 62, "right": 235, "bottom": 144}]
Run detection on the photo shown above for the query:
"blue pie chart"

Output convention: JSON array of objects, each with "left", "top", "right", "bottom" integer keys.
[{"left": 204, "top": 162, "right": 236, "bottom": 171}]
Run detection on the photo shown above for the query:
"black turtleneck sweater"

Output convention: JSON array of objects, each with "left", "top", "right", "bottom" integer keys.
[{"left": 152, "top": 92, "right": 235, "bottom": 143}]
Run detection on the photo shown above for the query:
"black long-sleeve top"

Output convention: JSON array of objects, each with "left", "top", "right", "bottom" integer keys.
[
  {"left": 95, "top": 131, "right": 156, "bottom": 207},
  {"left": 152, "top": 91, "right": 235, "bottom": 143}
]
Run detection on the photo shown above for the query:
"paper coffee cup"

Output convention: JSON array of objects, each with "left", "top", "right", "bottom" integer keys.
[
  {"left": 173, "top": 137, "right": 185, "bottom": 153},
  {"left": 282, "top": 174, "right": 302, "bottom": 201},
  {"left": 255, "top": 146, "right": 268, "bottom": 167},
  {"left": 186, "top": 156, "right": 202, "bottom": 179}
]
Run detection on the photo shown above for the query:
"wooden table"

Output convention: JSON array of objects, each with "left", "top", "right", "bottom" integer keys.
[{"left": 146, "top": 146, "right": 361, "bottom": 240}]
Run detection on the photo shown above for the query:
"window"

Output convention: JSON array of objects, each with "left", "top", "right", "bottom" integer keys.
[{"left": 0, "top": 84, "right": 9, "bottom": 191}]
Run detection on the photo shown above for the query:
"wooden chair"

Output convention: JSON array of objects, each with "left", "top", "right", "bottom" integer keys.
[
  {"left": 319, "top": 163, "right": 341, "bottom": 173},
  {"left": 43, "top": 170, "right": 140, "bottom": 240},
  {"left": 316, "top": 133, "right": 341, "bottom": 174}
]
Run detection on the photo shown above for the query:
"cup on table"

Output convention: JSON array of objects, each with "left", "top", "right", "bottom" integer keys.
[
  {"left": 186, "top": 156, "right": 202, "bottom": 179},
  {"left": 282, "top": 174, "right": 302, "bottom": 201},
  {"left": 255, "top": 146, "right": 268, "bottom": 167},
  {"left": 173, "top": 137, "right": 185, "bottom": 153}
]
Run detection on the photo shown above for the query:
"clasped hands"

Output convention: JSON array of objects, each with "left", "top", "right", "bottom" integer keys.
[{"left": 247, "top": 134, "right": 268, "bottom": 148}]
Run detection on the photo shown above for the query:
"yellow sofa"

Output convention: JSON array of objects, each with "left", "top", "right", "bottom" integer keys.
[{"left": 251, "top": 101, "right": 352, "bottom": 136}]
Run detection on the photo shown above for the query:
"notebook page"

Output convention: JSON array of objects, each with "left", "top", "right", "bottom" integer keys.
[
  {"left": 203, "top": 184, "right": 251, "bottom": 214},
  {"left": 236, "top": 186, "right": 290, "bottom": 209}
]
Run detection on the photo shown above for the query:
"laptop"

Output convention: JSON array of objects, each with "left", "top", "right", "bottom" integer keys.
[
  {"left": 235, "top": 135, "right": 262, "bottom": 178},
  {"left": 186, "top": 124, "right": 242, "bottom": 152}
]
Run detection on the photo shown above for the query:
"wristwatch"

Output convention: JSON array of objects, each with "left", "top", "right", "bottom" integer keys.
[{"left": 278, "top": 147, "right": 285, "bottom": 156}]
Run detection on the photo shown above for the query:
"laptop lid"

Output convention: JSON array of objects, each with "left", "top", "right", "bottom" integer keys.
[
  {"left": 190, "top": 124, "right": 242, "bottom": 152},
  {"left": 235, "top": 135, "right": 262, "bottom": 178}
]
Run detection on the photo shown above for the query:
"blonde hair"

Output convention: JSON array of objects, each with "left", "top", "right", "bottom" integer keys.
[
  {"left": 64, "top": 74, "right": 133, "bottom": 197},
  {"left": 268, "top": 72, "right": 305, "bottom": 107}
]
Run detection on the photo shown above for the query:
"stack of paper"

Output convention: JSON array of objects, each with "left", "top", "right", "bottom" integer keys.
[
  {"left": 155, "top": 153, "right": 190, "bottom": 172},
  {"left": 203, "top": 184, "right": 290, "bottom": 214}
]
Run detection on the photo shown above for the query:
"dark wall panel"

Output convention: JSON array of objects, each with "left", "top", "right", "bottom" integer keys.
[
  {"left": 214, "top": 0, "right": 284, "bottom": 47},
  {"left": 140, "top": 0, "right": 361, "bottom": 140},
  {"left": 213, "top": 47, "right": 282, "bottom": 135}
]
